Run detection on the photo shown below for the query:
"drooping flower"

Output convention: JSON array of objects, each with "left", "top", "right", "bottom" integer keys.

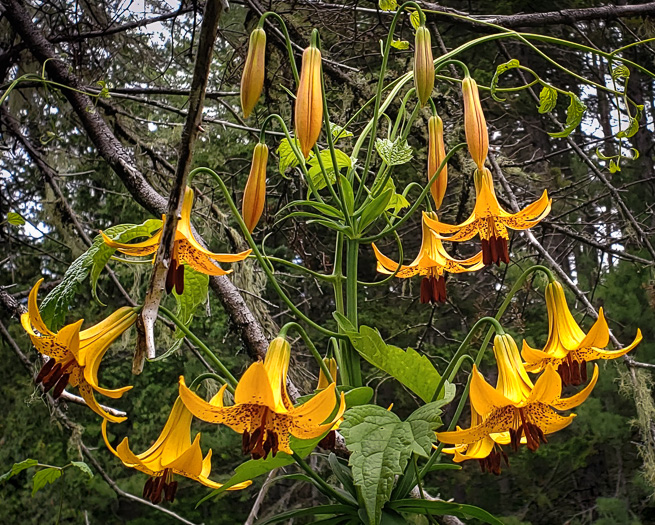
[
  {"left": 240, "top": 27, "right": 267, "bottom": 118},
  {"left": 101, "top": 186, "right": 251, "bottom": 294},
  {"left": 295, "top": 44, "right": 323, "bottom": 158},
  {"left": 372, "top": 212, "right": 484, "bottom": 304},
  {"left": 102, "top": 398, "right": 251, "bottom": 504},
  {"left": 414, "top": 25, "right": 434, "bottom": 107},
  {"left": 427, "top": 114, "right": 448, "bottom": 209},
  {"left": 522, "top": 280, "right": 642, "bottom": 386},
  {"left": 462, "top": 75, "right": 488, "bottom": 172},
  {"left": 437, "top": 334, "right": 598, "bottom": 452},
  {"left": 242, "top": 142, "right": 269, "bottom": 232},
  {"left": 179, "top": 337, "right": 345, "bottom": 460},
  {"left": 423, "top": 168, "right": 551, "bottom": 266},
  {"left": 317, "top": 357, "right": 338, "bottom": 390},
  {"left": 21, "top": 279, "right": 136, "bottom": 423}
]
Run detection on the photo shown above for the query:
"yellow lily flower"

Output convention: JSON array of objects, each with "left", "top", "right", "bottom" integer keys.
[
  {"left": 372, "top": 212, "right": 484, "bottom": 304},
  {"left": 522, "top": 280, "right": 642, "bottom": 386},
  {"left": 423, "top": 168, "right": 551, "bottom": 266},
  {"left": 20, "top": 279, "right": 136, "bottom": 423},
  {"left": 179, "top": 337, "right": 346, "bottom": 460},
  {"left": 102, "top": 398, "right": 251, "bottom": 504},
  {"left": 437, "top": 333, "right": 598, "bottom": 452},
  {"left": 101, "top": 186, "right": 251, "bottom": 294}
]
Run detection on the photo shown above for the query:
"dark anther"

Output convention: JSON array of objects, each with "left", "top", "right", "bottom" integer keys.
[
  {"left": 164, "top": 480, "right": 178, "bottom": 502},
  {"left": 175, "top": 264, "right": 185, "bottom": 295},
  {"left": 165, "top": 260, "right": 176, "bottom": 295},
  {"left": 52, "top": 373, "right": 70, "bottom": 399},
  {"left": 420, "top": 277, "right": 432, "bottom": 304},
  {"left": 581, "top": 360, "right": 588, "bottom": 382},
  {"left": 41, "top": 363, "right": 63, "bottom": 392},
  {"left": 319, "top": 430, "right": 336, "bottom": 451},
  {"left": 35, "top": 358, "right": 56, "bottom": 384}
]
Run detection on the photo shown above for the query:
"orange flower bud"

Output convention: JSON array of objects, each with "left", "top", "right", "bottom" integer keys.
[
  {"left": 414, "top": 26, "right": 434, "bottom": 107},
  {"left": 242, "top": 143, "right": 269, "bottom": 232},
  {"left": 240, "top": 28, "right": 266, "bottom": 118},
  {"left": 317, "top": 357, "right": 338, "bottom": 389},
  {"left": 462, "top": 75, "right": 489, "bottom": 171},
  {"left": 427, "top": 115, "right": 448, "bottom": 209},
  {"left": 295, "top": 45, "right": 323, "bottom": 158}
]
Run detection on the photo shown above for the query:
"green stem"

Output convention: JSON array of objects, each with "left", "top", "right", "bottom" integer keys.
[
  {"left": 291, "top": 452, "right": 354, "bottom": 506},
  {"left": 159, "top": 306, "right": 238, "bottom": 391},
  {"left": 257, "top": 12, "right": 300, "bottom": 84},
  {"left": 344, "top": 238, "right": 362, "bottom": 387},
  {"left": 279, "top": 322, "right": 335, "bottom": 384}
]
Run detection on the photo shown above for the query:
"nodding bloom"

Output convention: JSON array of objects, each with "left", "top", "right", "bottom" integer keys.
[
  {"left": 438, "top": 334, "right": 598, "bottom": 453},
  {"left": 372, "top": 212, "right": 484, "bottom": 304},
  {"left": 101, "top": 186, "right": 251, "bottom": 294},
  {"left": 295, "top": 44, "right": 323, "bottom": 158},
  {"left": 414, "top": 25, "right": 434, "bottom": 107},
  {"left": 522, "top": 280, "right": 642, "bottom": 386},
  {"left": 317, "top": 357, "right": 338, "bottom": 390},
  {"left": 102, "top": 398, "right": 251, "bottom": 504},
  {"left": 242, "top": 142, "right": 269, "bottom": 232},
  {"left": 179, "top": 337, "right": 346, "bottom": 460},
  {"left": 21, "top": 279, "right": 136, "bottom": 423},
  {"left": 427, "top": 115, "right": 448, "bottom": 209},
  {"left": 423, "top": 168, "right": 551, "bottom": 266},
  {"left": 240, "top": 27, "right": 266, "bottom": 118},
  {"left": 462, "top": 75, "right": 488, "bottom": 172}
]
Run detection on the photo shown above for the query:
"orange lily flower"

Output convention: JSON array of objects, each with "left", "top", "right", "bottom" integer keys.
[
  {"left": 438, "top": 334, "right": 598, "bottom": 453},
  {"left": 372, "top": 212, "right": 484, "bottom": 304},
  {"left": 295, "top": 44, "right": 323, "bottom": 158},
  {"left": 179, "top": 337, "right": 345, "bottom": 460},
  {"left": 522, "top": 280, "right": 642, "bottom": 385},
  {"left": 427, "top": 115, "right": 448, "bottom": 209},
  {"left": 101, "top": 186, "right": 251, "bottom": 294},
  {"left": 423, "top": 168, "right": 551, "bottom": 266},
  {"left": 20, "top": 279, "right": 136, "bottom": 423},
  {"left": 102, "top": 398, "right": 251, "bottom": 504}
]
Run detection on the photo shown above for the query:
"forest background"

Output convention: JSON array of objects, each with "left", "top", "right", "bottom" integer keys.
[{"left": 1, "top": 0, "right": 655, "bottom": 524}]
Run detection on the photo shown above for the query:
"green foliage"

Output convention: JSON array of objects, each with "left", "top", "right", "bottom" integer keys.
[
  {"left": 172, "top": 267, "right": 209, "bottom": 340},
  {"left": 7, "top": 212, "right": 25, "bottom": 225},
  {"left": 308, "top": 148, "right": 353, "bottom": 193},
  {"left": 375, "top": 138, "right": 413, "bottom": 167},
  {"left": 537, "top": 85, "right": 558, "bottom": 114},
  {"left": 548, "top": 93, "right": 586, "bottom": 138},
  {"left": 31, "top": 467, "right": 62, "bottom": 496}
]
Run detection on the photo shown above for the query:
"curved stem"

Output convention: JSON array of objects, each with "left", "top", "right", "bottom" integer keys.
[
  {"left": 291, "top": 452, "right": 354, "bottom": 505},
  {"left": 279, "top": 322, "right": 334, "bottom": 384},
  {"left": 258, "top": 12, "right": 300, "bottom": 84}
]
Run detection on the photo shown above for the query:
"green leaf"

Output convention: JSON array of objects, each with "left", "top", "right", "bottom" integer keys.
[
  {"left": 295, "top": 386, "right": 373, "bottom": 408},
  {"left": 334, "top": 321, "right": 443, "bottom": 403},
  {"left": 490, "top": 58, "right": 520, "bottom": 101},
  {"left": 173, "top": 267, "right": 209, "bottom": 339},
  {"left": 197, "top": 435, "right": 325, "bottom": 505},
  {"left": 375, "top": 138, "right": 413, "bottom": 166},
  {"left": 537, "top": 85, "right": 558, "bottom": 114},
  {"left": 331, "top": 123, "right": 353, "bottom": 142},
  {"left": 379, "top": 0, "right": 397, "bottom": 11},
  {"left": 277, "top": 137, "right": 304, "bottom": 175},
  {"left": 70, "top": 461, "right": 93, "bottom": 478},
  {"left": 255, "top": 505, "right": 358, "bottom": 525},
  {"left": 280, "top": 200, "right": 344, "bottom": 220},
  {"left": 32, "top": 467, "right": 62, "bottom": 496},
  {"left": 340, "top": 405, "right": 415, "bottom": 525},
  {"left": 617, "top": 116, "right": 640, "bottom": 139},
  {"left": 548, "top": 93, "right": 586, "bottom": 138},
  {"left": 0, "top": 458, "right": 38, "bottom": 482},
  {"left": 405, "top": 401, "right": 446, "bottom": 456},
  {"left": 307, "top": 149, "right": 353, "bottom": 195},
  {"left": 382, "top": 180, "right": 409, "bottom": 214},
  {"left": 410, "top": 10, "right": 420, "bottom": 30},
  {"left": 388, "top": 499, "right": 503, "bottom": 525},
  {"left": 608, "top": 159, "right": 621, "bottom": 173},
  {"left": 390, "top": 39, "right": 409, "bottom": 50},
  {"left": 611, "top": 64, "right": 630, "bottom": 81},
  {"left": 328, "top": 453, "right": 357, "bottom": 498},
  {"left": 359, "top": 189, "right": 393, "bottom": 231},
  {"left": 339, "top": 174, "right": 355, "bottom": 215},
  {"left": 7, "top": 212, "right": 25, "bottom": 226}
]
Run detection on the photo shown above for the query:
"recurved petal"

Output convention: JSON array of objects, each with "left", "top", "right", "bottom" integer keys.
[
  {"left": 582, "top": 328, "right": 643, "bottom": 362},
  {"left": 100, "top": 229, "right": 162, "bottom": 256},
  {"left": 164, "top": 433, "right": 204, "bottom": 476},
  {"left": 502, "top": 191, "right": 551, "bottom": 228},
  {"left": 578, "top": 307, "right": 610, "bottom": 349},
  {"left": 234, "top": 362, "right": 278, "bottom": 410},
  {"left": 78, "top": 379, "right": 127, "bottom": 423},
  {"left": 291, "top": 390, "right": 346, "bottom": 440},
  {"left": 552, "top": 364, "right": 599, "bottom": 411},
  {"left": 525, "top": 364, "right": 562, "bottom": 406},
  {"left": 292, "top": 384, "right": 340, "bottom": 428},
  {"left": 209, "top": 384, "right": 229, "bottom": 407},
  {"left": 26, "top": 279, "right": 54, "bottom": 336},
  {"left": 452, "top": 436, "right": 495, "bottom": 462},
  {"left": 469, "top": 365, "right": 513, "bottom": 417},
  {"left": 102, "top": 419, "right": 149, "bottom": 472},
  {"left": 437, "top": 406, "right": 514, "bottom": 445},
  {"left": 371, "top": 243, "right": 419, "bottom": 277},
  {"left": 198, "top": 449, "right": 253, "bottom": 490},
  {"left": 521, "top": 340, "right": 563, "bottom": 367},
  {"left": 56, "top": 320, "right": 83, "bottom": 363}
]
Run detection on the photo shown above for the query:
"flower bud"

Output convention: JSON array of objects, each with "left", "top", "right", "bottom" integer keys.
[
  {"left": 317, "top": 357, "right": 338, "bottom": 389},
  {"left": 242, "top": 143, "right": 269, "bottom": 232},
  {"left": 295, "top": 45, "right": 323, "bottom": 158},
  {"left": 462, "top": 75, "right": 488, "bottom": 171},
  {"left": 414, "top": 26, "right": 434, "bottom": 107},
  {"left": 427, "top": 115, "right": 448, "bottom": 209},
  {"left": 240, "top": 28, "right": 266, "bottom": 118}
]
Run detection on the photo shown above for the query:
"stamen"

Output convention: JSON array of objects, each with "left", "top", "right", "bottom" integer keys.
[
  {"left": 36, "top": 358, "right": 57, "bottom": 384},
  {"left": 175, "top": 264, "right": 185, "bottom": 295},
  {"left": 420, "top": 277, "right": 432, "bottom": 304},
  {"left": 165, "top": 259, "right": 176, "bottom": 295},
  {"left": 52, "top": 373, "right": 70, "bottom": 399},
  {"left": 481, "top": 239, "right": 492, "bottom": 266}
]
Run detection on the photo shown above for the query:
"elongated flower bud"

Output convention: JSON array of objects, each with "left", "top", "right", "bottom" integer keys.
[
  {"left": 462, "top": 75, "right": 488, "bottom": 171},
  {"left": 242, "top": 143, "right": 269, "bottom": 232},
  {"left": 240, "top": 28, "right": 266, "bottom": 118},
  {"left": 295, "top": 45, "right": 323, "bottom": 158},
  {"left": 427, "top": 115, "right": 448, "bottom": 209},
  {"left": 414, "top": 26, "right": 434, "bottom": 107},
  {"left": 317, "top": 357, "right": 338, "bottom": 389}
]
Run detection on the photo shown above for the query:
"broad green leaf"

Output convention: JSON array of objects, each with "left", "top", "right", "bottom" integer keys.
[
  {"left": 173, "top": 267, "right": 209, "bottom": 339},
  {"left": 0, "top": 458, "right": 38, "bottom": 482},
  {"left": 296, "top": 386, "right": 374, "bottom": 408},
  {"left": 70, "top": 461, "right": 93, "bottom": 478},
  {"left": 379, "top": 0, "right": 397, "bottom": 11},
  {"left": 375, "top": 138, "right": 413, "bottom": 166},
  {"left": 611, "top": 64, "right": 630, "bottom": 81},
  {"left": 538, "top": 85, "right": 558, "bottom": 114},
  {"left": 388, "top": 499, "right": 503, "bottom": 525},
  {"left": 197, "top": 435, "right": 325, "bottom": 504},
  {"left": 277, "top": 137, "right": 304, "bottom": 174},
  {"left": 405, "top": 401, "right": 445, "bottom": 456},
  {"left": 382, "top": 180, "right": 409, "bottom": 214},
  {"left": 32, "top": 467, "right": 62, "bottom": 496},
  {"left": 490, "top": 58, "right": 520, "bottom": 101},
  {"left": 307, "top": 149, "right": 352, "bottom": 194},
  {"left": 334, "top": 318, "right": 443, "bottom": 403},
  {"left": 7, "top": 212, "right": 25, "bottom": 225},
  {"left": 410, "top": 10, "right": 420, "bottom": 30},
  {"left": 549, "top": 93, "right": 586, "bottom": 138},
  {"left": 340, "top": 405, "right": 415, "bottom": 525},
  {"left": 390, "top": 39, "right": 409, "bottom": 50},
  {"left": 331, "top": 123, "right": 353, "bottom": 142}
]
